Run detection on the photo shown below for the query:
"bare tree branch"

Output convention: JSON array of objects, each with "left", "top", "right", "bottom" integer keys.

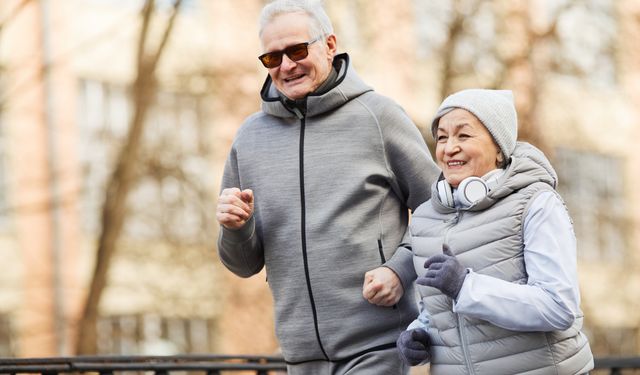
[
  {"left": 0, "top": 0, "right": 32, "bottom": 32},
  {"left": 439, "top": 0, "right": 483, "bottom": 100},
  {"left": 75, "top": 0, "right": 183, "bottom": 355}
]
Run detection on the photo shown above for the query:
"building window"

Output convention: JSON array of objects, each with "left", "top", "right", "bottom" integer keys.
[
  {"left": 77, "top": 80, "right": 214, "bottom": 240},
  {"left": 554, "top": 148, "right": 629, "bottom": 262},
  {"left": 552, "top": 0, "right": 617, "bottom": 86},
  {"left": 97, "top": 314, "right": 216, "bottom": 354},
  {"left": 77, "top": 80, "right": 130, "bottom": 234},
  {"left": 411, "top": 1, "right": 452, "bottom": 61}
]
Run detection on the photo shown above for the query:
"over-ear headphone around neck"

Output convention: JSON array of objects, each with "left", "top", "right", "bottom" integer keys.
[{"left": 437, "top": 170, "right": 503, "bottom": 208}]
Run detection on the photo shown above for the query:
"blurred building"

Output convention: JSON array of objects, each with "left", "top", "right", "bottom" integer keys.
[
  {"left": 0, "top": 0, "right": 277, "bottom": 356},
  {"left": 0, "top": 0, "right": 638, "bottom": 360}
]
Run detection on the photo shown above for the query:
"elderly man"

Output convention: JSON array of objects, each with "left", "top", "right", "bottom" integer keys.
[{"left": 216, "top": 0, "right": 439, "bottom": 373}]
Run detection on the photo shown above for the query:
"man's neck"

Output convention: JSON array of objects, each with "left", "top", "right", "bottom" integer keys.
[
  {"left": 280, "top": 66, "right": 338, "bottom": 116},
  {"left": 313, "top": 66, "right": 338, "bottom": 96}
]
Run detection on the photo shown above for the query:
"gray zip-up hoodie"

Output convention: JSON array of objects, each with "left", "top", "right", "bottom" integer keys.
[{"left": 217, "top": 54, "right": 439, "bottom": 363}]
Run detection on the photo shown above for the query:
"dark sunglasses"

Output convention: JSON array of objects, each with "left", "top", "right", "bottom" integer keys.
[{"left": 258, "top": 37, "right": 320, "bottom": 68}]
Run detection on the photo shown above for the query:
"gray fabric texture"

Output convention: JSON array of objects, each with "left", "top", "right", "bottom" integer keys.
[
  {"left": 217, "top": 53, "right": 440, "bottom": 363},
  {"left": 286, "top": 345, "right": 409, "bottom": 375},
  {"left": 409, "top": 142, "right": 594, "bottom": 375}
]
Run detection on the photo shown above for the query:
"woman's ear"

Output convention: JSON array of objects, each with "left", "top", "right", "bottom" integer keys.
[{"left": 496, "top": 151, "right": 504, "bottom": 168}]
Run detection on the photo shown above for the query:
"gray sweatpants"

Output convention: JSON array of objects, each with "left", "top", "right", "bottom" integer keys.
[{"left": 286, "top": 346, "right": 410, "bottom": 375}]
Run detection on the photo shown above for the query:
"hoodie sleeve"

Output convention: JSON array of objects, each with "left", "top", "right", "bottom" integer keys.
[
  {"left": 384, "top": 226, "right": 417, "bottom": 290},
  {"left": 377, "top": 100, "right": 440, "bottom": 211},
  {"left": 375, "top": 98, "right": 440, "bottom": 287},
  {"left": 217, "top": 145, "right": 265, "bottom": 278}
]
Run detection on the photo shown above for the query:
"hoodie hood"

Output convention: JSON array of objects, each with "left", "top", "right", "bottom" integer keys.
[
  {"left": 259, "top": 53, "right": 373, "bottom": 118},
  {"left": 508, "top": 141, "right": 558, "bottom": 188}
]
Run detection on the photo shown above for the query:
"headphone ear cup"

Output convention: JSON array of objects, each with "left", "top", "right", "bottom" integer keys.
[
  {"left": 437, "top": 179, "right": 454, "bottom": 207},
  {"left": 457, "top": 177, "right": 488, "bottom": 206}
]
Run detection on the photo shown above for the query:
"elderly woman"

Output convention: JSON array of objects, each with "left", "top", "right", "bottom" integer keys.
[{"left": 397, "top": 89, "right": 594, "bottom": 374}]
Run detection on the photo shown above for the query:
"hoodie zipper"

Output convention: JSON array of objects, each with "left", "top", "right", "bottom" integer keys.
[{"left": 298, "top": 113, "right": 329, "bottom": 360}]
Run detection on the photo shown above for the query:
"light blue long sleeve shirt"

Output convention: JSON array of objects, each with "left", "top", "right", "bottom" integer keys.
[{"left": 409, "top": 190, "right": 581, "bottom": 333}]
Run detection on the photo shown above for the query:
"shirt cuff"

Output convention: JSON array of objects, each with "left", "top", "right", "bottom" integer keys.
[
  {"left": 220, "top": 215, "right": 256, "bottom": 244},
  {"left": 453, "top": 268, "right": 474, "bottom": 310}
]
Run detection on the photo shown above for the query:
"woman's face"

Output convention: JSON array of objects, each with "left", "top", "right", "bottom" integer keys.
[{"left": 435, "top": 108, "right": 502, "bottom": 188}]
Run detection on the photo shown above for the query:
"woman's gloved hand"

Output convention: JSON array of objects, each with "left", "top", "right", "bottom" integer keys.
[
  {"left": 397, "top": 328, "right": 431, "bottom": 366},
  {"left": 417, "top": 244, "right": 467, "bottom": 299}
]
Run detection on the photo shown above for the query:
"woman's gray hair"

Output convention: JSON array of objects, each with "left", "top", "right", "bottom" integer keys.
[{"left": 259, "top": 0, "right": 334, "bottom": 41}]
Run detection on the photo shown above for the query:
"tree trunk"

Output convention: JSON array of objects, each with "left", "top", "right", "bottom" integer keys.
[{"left": 75, "top": 0, "right": 182, "bottom": 355}]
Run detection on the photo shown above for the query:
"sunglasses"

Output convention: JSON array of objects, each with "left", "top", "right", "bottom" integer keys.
[{"left": 258, "top": 37, "right": 320, "bottom": 68}]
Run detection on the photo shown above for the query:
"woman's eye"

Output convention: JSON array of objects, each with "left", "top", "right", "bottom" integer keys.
[{"left": 437, "top": 135, "right": 447, "bottom": 142}]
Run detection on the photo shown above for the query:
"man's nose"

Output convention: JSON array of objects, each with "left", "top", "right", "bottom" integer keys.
[{"left": 279, "top": 54, "right": 297, "bottom": 70}]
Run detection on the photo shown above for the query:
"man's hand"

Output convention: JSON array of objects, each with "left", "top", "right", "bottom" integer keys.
[
  {"left": 416, "top": 244, "right": 466, "bottom": 299},
  {"left": 216, "top": 188, "right": 254, "bottom": 229},
  {"left": 362, "top": 266, "right": 403, "bottom": 306},
  {"left": 397, "top": 328, "right": 431, "bottom": 366}
]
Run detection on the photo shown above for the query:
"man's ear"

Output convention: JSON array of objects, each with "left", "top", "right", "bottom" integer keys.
[{"left": 325, "top": 34, "right": 338, "bottom": 56}]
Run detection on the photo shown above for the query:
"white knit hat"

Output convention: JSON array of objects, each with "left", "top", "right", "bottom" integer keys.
[{"left": 431, "top": 89, "right": 518, "bottom": 160}]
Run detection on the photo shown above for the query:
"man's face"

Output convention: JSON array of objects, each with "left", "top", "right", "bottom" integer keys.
[{"left": 260, "top": 13, "right": 336, "bottom": 100}]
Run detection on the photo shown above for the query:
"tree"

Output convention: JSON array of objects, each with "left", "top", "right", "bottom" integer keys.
[{"left": 76, "top": 0, "right": 183, "bottom": 355}]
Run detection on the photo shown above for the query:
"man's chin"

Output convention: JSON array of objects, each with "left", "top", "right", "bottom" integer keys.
[{"left": 278, "top": 83, "right": 313, "bottom": 100}]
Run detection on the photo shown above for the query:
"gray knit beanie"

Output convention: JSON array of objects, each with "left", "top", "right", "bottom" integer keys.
[{"left": 431, "top": 89, "right": 518, "bottom": 161}]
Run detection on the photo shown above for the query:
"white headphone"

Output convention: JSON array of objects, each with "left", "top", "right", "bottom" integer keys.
[{"left": 437, "top": 170, "right": 502, "bottom": 208}]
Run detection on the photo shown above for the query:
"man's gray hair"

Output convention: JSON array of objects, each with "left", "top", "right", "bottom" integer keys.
[{"left": 259, "top": 0, "right": 334, "bottom": 40}]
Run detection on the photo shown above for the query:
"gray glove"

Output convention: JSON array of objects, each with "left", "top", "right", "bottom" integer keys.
[
  {"left": 417, "top": 244, "right": 467, "bottom": 299},
  {"left": 396, "top": 328, "right": 431, "bottom": 366}
]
